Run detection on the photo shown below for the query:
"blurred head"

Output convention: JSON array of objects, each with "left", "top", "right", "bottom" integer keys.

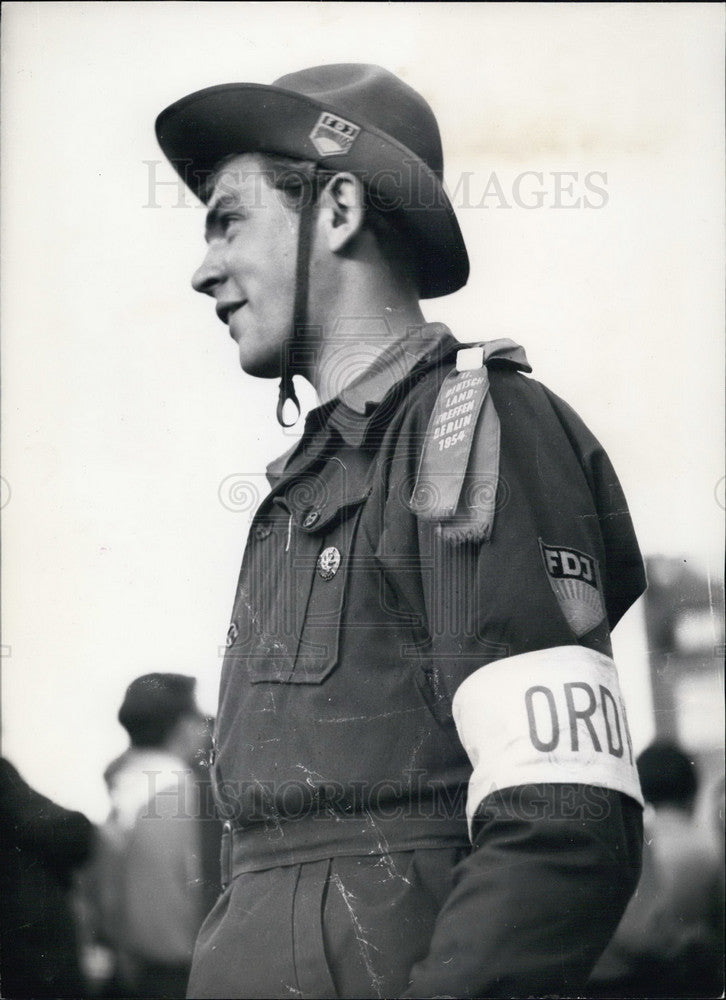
[
  {"left": 118, "top": 673, "right": 204, "bottom": 762},
  {"left": 637, "top": 741, "right": 698, "bottom": 812}
]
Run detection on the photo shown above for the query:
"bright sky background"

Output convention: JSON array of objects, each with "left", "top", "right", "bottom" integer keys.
[{"left": 2, "top": 2, "right": 724, "bottom": 821}]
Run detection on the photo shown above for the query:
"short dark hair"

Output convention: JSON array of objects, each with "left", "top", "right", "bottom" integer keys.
[
  {"left": 637, "top": 741, "right": 698, "bottom": 808},
  {"left": 204, "top": 152, "right": 420, "bottom": 292},
  {"left": 118, "top": 673, "right": 198, "bottom": 749}
]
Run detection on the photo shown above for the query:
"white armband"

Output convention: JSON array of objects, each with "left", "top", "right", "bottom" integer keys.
[{"left": 451, "top": 646, "right": 644, "bottom": 838}]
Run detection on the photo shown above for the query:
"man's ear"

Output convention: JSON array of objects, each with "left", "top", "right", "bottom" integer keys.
[{"left": 318, "top": 172, "right": 365, "bottom": 253}]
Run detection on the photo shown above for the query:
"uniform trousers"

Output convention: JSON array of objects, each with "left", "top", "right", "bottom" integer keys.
[{"left": 186, "top": 846, "right": 467, "bottom": 999}]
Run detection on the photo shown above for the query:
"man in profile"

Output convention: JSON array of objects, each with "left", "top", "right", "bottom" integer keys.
[{"left": 156, "top": 64, "right": 647, "bottom": 998}]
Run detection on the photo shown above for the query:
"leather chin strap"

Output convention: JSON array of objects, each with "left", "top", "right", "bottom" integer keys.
[{"left": 276, "top": 166, "right": 318, "bottom": 428}]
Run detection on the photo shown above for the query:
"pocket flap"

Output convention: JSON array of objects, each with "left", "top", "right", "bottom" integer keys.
[{"left": 275, "top": 452, "right": 373, "bottom": 533}]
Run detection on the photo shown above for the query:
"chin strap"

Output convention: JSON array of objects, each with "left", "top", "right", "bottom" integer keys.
[
  {"left": 276, "top": 166, "right": 318, "bottom": 428},
  {"left": 276, "top": 373, "right": 301, "bottom": 428}
]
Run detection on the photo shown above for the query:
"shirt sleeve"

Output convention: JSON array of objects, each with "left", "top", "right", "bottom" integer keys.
[
  {"left": 406, "top": 367, "right": 646, "bottom": 996},
  {"left": 404, "top": 785, "right": 643, "bottom": 998}
]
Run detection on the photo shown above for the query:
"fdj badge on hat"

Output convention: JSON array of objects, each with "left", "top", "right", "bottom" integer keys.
[{"left": 309, "top": 112, "right": 361, "bottom": 157}]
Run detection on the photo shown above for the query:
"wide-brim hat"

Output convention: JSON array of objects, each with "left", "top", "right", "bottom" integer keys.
[{"left": 155, "top": 64, "right": 469, "bottom": 298}]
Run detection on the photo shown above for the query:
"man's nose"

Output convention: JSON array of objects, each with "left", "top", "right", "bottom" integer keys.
[{"left": 191, "top": 244, "right": 224, "bottom": 295}]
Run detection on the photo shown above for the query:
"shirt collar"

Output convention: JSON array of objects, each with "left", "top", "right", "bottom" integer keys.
[
  {"left": 329, "top": 322, "right": 458, "bottom": 446},
  {"left": 265, "top": 398, "right": 338, "bottom": 485},
  {"left": 266, "top": 323, "right": 458, "bottom": 482}
]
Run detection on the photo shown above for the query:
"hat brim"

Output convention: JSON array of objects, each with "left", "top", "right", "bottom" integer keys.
[{"left": 155, "top": 83, "right": 469, "bottom": 298}]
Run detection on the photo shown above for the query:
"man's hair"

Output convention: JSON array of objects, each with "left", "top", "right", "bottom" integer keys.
[
  {"left": 637, "top": 741, "right": 698, "bottom": 808},
  {"left": 118, "top": 672, "right": 198, "bottom": 749},
  {"left": 203, "top": 152, "right": 420, "bottom": 292}
]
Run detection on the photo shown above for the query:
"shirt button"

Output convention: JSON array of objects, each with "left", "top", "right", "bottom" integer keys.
[
  {"left": 254, "top": 524, "right": 272, "bottom": 540},
  {"left": 303, "top": 511, "right": 320, "bottom": 528},
  {"left": 225, "top": 621, "right": 239, "bottom": 647}
]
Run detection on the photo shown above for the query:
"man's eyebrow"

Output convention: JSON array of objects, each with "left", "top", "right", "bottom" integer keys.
[
  {"left": 204, "top": 193, "right": 247, "bottom": 241},
  {"left": 204, "top": 201, "right": 222, "bottom": 242},
  {"left": 204, "top": 194, "right": 232, "bottom": 238}
]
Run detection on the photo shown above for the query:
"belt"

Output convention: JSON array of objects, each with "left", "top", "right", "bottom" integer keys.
[{"left": 220, "top": 812, "right": 470, "bottom": 887}]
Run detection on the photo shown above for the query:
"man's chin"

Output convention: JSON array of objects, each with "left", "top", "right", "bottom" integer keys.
[{"left": 237, "top": 350, "right": 279, "bottom": 381}]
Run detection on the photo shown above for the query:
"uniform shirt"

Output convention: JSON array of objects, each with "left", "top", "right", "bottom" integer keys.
[{"left": 211, "top": 322, "right": 646, "bottom": 996}]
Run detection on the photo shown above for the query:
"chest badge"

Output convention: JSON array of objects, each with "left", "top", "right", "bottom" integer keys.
[{"left": 317, "top": 546, "right": 341, "bottom": 580}]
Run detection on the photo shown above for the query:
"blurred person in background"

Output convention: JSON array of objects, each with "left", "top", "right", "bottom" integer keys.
[
  {"left": 0, "top": 756, "right": 94, "bottom": 998},
  {"left": 588, "top": 741, "right": 724, "bottom": 998},
  {"left": 92, "top": 673, "right": 217, "bottom": 1000}
]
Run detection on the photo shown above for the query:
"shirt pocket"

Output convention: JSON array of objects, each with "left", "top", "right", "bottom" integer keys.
[
  {"left": 287, "top": 489, "right": 370, "bottom": 683},
  {"left": 226, "top": 460, "right": 372, "bottom": 686}
]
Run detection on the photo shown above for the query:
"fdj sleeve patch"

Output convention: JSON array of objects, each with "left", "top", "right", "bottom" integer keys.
[
  {"left": 451, "top": 646, "right": 644, "bottom": 838},
  {"left": 540, "top": 540, "right": 606, "bottom": 637}
]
